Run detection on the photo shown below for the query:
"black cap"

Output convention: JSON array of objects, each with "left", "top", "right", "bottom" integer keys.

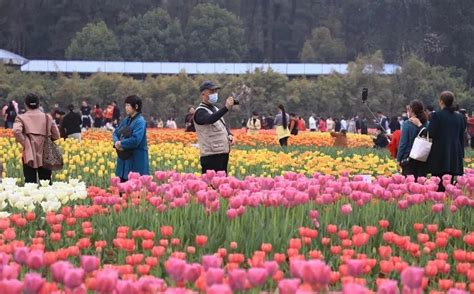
[
  {"left": 199, "top": 81, "right": 221, "bottom": 92},
  {"left": 25, "top": 93, "right": 40, "bottom": 109}
]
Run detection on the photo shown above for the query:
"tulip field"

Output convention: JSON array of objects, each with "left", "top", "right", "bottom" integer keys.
[{"left": 0, "top": 129, "right": 473, "bottom": 293}]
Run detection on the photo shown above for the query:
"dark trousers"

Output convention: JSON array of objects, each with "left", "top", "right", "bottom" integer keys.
[
  {"left": 279, "top": 137, "right": 289, "bottom": 147},
  {"left": 471, "top": 137, "right": 474, "bottom": 149},
  {"left": 401, "top": 159, "right": 427, "bottom": 180},
  {"left": 23, "top": 164, "right": 52, "bottom": 184},
  {"left": 200, "top": 153, "right": 229, "bottom": 175}
]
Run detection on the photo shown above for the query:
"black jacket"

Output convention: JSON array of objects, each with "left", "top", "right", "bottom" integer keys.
[
  {"left": 61, "top": 111, "right": 82, "bottom": 135},
  {"left": 427, "top": 109, "right": 466, "bottom": 176}
]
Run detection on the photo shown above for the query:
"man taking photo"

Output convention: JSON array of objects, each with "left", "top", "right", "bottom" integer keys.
[{"left": 194, "top": 81, "right": 235, "bottom": 174}]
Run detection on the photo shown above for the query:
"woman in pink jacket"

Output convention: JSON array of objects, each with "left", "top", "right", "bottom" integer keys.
[{"left": 13, "top": 94, "right": 60, "bottom": 184}]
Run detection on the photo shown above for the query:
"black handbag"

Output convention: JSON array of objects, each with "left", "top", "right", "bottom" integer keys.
[{"left": 115, "top": 122, "right": 134, "bottom": 160}]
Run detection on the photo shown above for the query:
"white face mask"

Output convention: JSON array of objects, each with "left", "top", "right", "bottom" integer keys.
[{"left": 208, "top": 93, "right": 218, "bottom": 104}]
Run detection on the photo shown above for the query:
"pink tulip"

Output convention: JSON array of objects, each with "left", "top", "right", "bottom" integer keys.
[
  {"left": 229, "top": 269, "right": 247, "bottom": 291},
  {"left": 51, "top": 261, "right": 73, "bottom": 283},
  {"left": 184, "top": 263, "right": 201, "bottom": 283},
  {"left": 95, "top": 269, "right": 119, "bottom": 294},
  {"left": 26, "top": 250, "right": 44, "bottom": 270},
  {"left": 80, "top": 255, "right": 100, "bottom": 273},
  {"left": 264, "top": 261, "right": 279, "bottom": 277},
  {"left": 289, "top": 259, "right": 304, "bottom": 278},
  {"left": 63, "top": 268, "right": 85, "bottom": 289},
  {"left": 0, "top": 264, "right": 19, "bottom": 280},
  {"left": 206, "top": 268, "right": 224, "bottom": 286},
  {"left": 347, "top": 259, "right": 364, "bottom": 277},
  {"left": 341, "top": 204, "right": 352, "bottom": 215},
  {"left": 343, "top": 282, "right": 370, "bottom": 294},
  {"left": 165, "top": 258, "right": 186, "bottom": 282},
  {"left": 13, "top": 247, "right": 29, "bottom": 264},
  {"left": 377, "top": 280, "right": 398, "bottom": 294},
  {"left": 431, "top": 203, "right": 444, "bottom": 213},
  {"left": 226, "top": 209, "right": 238, "bottom": 219},
  {"left": 137, "top": 277, "right": 166, "bottom": 293},
  {"left": 0, "top": 279, "right": 23, "bottom": 294},
  {"left": 69, "top": 285, "right": 87, "bottom": 294},
  {"left": 446, "top": 289, "right": 469, "bottom": 294},
  {"left": 397, "top": 200, "right": 409, "bottom": 210},
  {"left": 116, "top": 280, "right": 139, "bottom": 294},
  {"left": 301, "top": 260, "right": 331, "bottom": 286},
  {"left": 247, "top": 267, "right": 268, "bottom": 286},
  {"left": 202, "top": 255, "right": 221, "bottom": 270},
  {"left": 23, "top": 272, "right": 44, "bottom": 294},
  {"left": 207, "top": 284, "right": 232, "bottom": 294},
  {"left": 278, "top": 279, "right": 300, "bottom": 294},
  {"left": 401, "top": 267, "right": 424, "bottom": 289},
  {"left": 110, "top": 177, "right": 121, "bottom": 187}
]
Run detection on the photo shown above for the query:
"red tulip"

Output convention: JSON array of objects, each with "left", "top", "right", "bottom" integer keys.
[
  {"left": 141, "top": 240, "right": 154, "bottom": 250},
  {"left": 438, "top": 279, "right": 453, "bottom": 291},
  {"left": 378, "top": 246, "right": 392, "bottom": 259},
  {"left": 195, "top": 235, "right": 208, "bottom": 247},
  {"left": 379, "top": 220, "right": 390, "bottom": 229},
  {"left": 160, "top": 226, "right": 173, "bottom": 237},
  {"left": 327, "top": 224, "right": 338, "bottom": 234},
  {"left": 261, "top": 243, "right": 272, "bottom": 253},
  {"left": 413, "top": 223, "right": 424, "bottom": 232}
]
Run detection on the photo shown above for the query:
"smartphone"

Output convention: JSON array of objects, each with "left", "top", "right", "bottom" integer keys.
[{"left": 362, "top": 88, "right": 368, "bottom": 102}]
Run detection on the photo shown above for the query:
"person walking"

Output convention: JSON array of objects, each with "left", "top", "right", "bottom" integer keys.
[
  {"left": 61, "top": 105, "right": 82, "bottom": 141},
  {"left": 319, "top": 117, "right": 327, "bottom": 132},
  {"left": 468, "top": 113, "right": 474, "bottom": 149},
  {"left": 112, "top": 100, "right": 121, "bottom": 126},
  {"left": 80, "top": 101, "right": 92, "bottom": 129},
  {"left": 113, "top": 95, "right": 149, "bottom": 182},
  {"left": 396, "top": 100, "right": 428, "bottom": 178},
  {"left": 326, "top": 117, "right": 335, "bottom": 132},
  {"left": 297, "top": 116, "right": 306, "bottom": 131},
  {"left": 347, "top": 117, "right": 356, "bottom": 133},
  {"left": 93, "top": 104, "right": 104, "bottom": 128},
  {"left": 5, "top": 101, "right": 17, "bottom": 129},
  {"left": 13, "top": 93, "right": 60, "bottom": 183},
  {"left": 185, "top": 107, "right": 196, "bottom": 132},
  {"left": 360, "top": 117, "right": 368, "bottom": 135},
  {"left": 373, "top": 127, "right": 389, "bottom": 148},
  {"left": 308, "top": 114, "right": 317, "bottom": 132},
  {"left": 289, "top": 113, "right": 299, "bottom": 136},
  {"left": 340, "top": 117, "right": 348, "bottom": 131},
  {"left": 274, "top": 105, "right": 291, "bottom": 147},
  {"left": 246, "top": 111, "right": 261, "bottom": 135},
  {"left": 410, "top": 91, "right": 466, "bottom": 191},
  {"left": 194, "top": 81, "right": 234, "bottom": 174}
]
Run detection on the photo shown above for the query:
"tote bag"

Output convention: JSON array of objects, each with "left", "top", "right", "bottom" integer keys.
[{"left": 409, "top": 127, "right": 432, "bottom": 162}]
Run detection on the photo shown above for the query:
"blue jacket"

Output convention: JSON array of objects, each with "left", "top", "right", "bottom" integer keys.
[
  {"left": 113, "top": 114, "right": 150, "bottom": 180},
  {"left": 397, "top": 120, "right": 427, "bottom": 162}
]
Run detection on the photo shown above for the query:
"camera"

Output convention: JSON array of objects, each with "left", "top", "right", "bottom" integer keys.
[
  {"left": 362, "top": 88, "right": 368, "bottom": 102},
  {"left": 234, "top": 99, "right": 240, "bottom": 105}
]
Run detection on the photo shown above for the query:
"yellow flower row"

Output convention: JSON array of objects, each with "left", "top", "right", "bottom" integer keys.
[{"left": 1, "top": 138, "right": 398, "bottom": 186}]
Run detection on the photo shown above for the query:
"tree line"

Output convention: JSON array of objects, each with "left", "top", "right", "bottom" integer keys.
[
  {"left": 1, "top": 53, "right": 472, "bottom": 126},
  {"left": 1, "top": 0, "right": 474, "bottom": 85}
]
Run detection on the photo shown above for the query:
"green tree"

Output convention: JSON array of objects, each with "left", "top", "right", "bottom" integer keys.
[
  {"left": 185, "top": 3, "right": 247, "bottom": 62},
  {"left": 65, "top": 21, "right": 122, "bottom": 61},
  {"left": 300, "top": 27, "right": 346, "bottom": 62},
  {"left": 119, "top": 9, "right": 185, "bottom": 61}
]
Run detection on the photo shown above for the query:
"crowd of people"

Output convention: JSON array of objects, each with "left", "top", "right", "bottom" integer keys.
[{"left": 0, "top": 82, "right": 472, "bottom": 191}]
